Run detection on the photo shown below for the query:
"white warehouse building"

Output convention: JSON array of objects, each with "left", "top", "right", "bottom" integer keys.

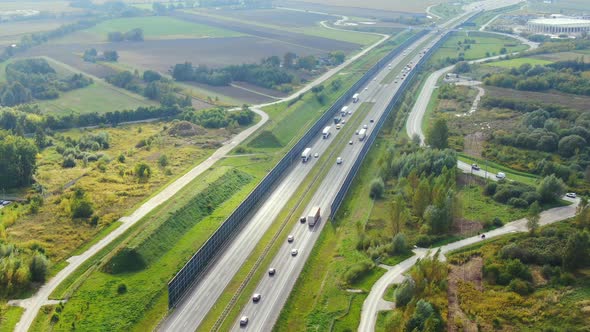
[{"left": 527, "top": 17, "right": 590, "bottom": 35}]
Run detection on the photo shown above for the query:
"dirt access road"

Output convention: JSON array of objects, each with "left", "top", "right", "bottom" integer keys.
[{"left": 9, "top": 20, "right": 390, "bottom": 332}]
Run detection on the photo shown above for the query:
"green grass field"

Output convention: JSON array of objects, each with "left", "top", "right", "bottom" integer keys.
[
  {"left": 459, "top": 184, "right": 528, "bottom": 225},
  {"left": 86, "top": 16, "right": 242, "bottom": 40},
  {"left": 0, "top": 305, "right": 23, "bottom": 332},
  {"left": 485, "top": 57, "right": 554, "bottom": 68},
  {"left": 36, "top": 82, "right": 156, "bottom": 115},
  {"left": 431, "top": 31, "right": 528, "bottom": 62}
]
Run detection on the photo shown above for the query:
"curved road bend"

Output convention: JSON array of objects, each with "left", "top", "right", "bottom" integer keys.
[
  {"left": 360, "top": 196, "right": 579, "bottom": 332},
  {"left": 10, "top": 19, "right": 391, "bottom": 332}
]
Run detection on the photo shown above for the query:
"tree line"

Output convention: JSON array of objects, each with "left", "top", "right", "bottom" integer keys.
[
  {"left": 83, "top": 49, "right": 119, "bottom": 63},
  {"left": 171, "top": 52, "right": 346, "bottom": 91},
  {"left": 0, "top": 58, "right": 92, "bottom": 107},
  {"left": 483, "top": 60, "right": 590, "bottom": 96},
  {"left": 107, "top": 28, "right": 144, "bottom": 42}
]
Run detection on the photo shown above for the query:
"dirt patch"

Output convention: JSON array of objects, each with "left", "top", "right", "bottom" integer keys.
[
  {"left": 531, "top": 266, "right": 548, "bottom": 286},
  {"left": 447, "top": 257, "right": 483, "bottom": 332}
]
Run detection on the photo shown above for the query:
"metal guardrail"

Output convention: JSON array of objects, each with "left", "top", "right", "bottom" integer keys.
[
  {"left": 167, "top": 29, "right": 429, "bottom": 309},
  {"left": 330, "top": 31, "right": 454, "bottom": 218}
]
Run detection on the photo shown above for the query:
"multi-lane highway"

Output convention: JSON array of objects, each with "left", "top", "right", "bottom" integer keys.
[
  {"left": 159, "top": 33, "right": 430, "bottom": 330},
  {"left": 159, "top": 1, "right": 525, "bottom": 331},
  {"left": 232, "top": 1, "right": 528, "bottom": 330}
]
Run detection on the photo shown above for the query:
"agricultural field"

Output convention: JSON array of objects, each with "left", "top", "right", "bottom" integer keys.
[
  {"left": 0, "top": 18, "right": 76, "bottom": 48},
  {"left": 57, "top": 16, "right": 242, "bottom": 44},
  {"left": 187, "top": 8, "right": 382, "bottom": 46},
  {"left": 278, "top": 0, "right": 446, "bottom": 13},
  {"left": 0, "top": 1, "right": 82, "bottom": 13}
]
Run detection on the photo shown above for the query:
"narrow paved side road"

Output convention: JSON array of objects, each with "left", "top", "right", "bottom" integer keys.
[
  {"left": 9, "top": 20, "right": 391, "bottom": 332},
  {"left": 359, "top": 197, "right": 580, "bottom": 332}
]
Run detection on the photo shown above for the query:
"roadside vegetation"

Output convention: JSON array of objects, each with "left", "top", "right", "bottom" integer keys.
[
  {"left": 428, "top": 36, "right": 590, "bottom": 195},
  {"left": 382, "top": 206, "right": 590, "bottom": 330}
]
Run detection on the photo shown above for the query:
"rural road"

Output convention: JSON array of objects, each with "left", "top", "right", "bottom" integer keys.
[
  {"left": 359, "top": 196, "right": 580, "bottom": 332},
  {"left": 9, "top": 17, "right": 391, "bottom": 332}
]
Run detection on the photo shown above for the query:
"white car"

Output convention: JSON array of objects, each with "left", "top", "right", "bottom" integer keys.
[
  {"left": 349, "top": 140, "right": 353, "bottom": 145},
  {"left": 566, "top": 193, "right": 577, "bottom": 198},
  {"left": 288, "top": 234, "right": 294, "bottom": 243},
  {"left": 268, "top": 268, "right": 276, "bottom": 276},
  {"left": 336, "top": 157, "right": 343, "bottom": 164},
  {"left": 240, "top": 316, "right": 249, "bottom": 326},
  {"left": 363, "top": 124, "right": 368, "bottom": 129},
  {"left": 291, "top": 249, "right": 298, "bottom": 256},
  {"left": 496, "top": 172, "right": 506, "bottom": 180},
  {"left": 314, "top": 153, "right": 319, "bottom": 158},
  {"left": 252, "top": 293, "right": 261, "bottom": 302}
]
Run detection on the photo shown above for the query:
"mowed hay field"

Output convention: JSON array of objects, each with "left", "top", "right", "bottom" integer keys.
[
  {"left": 0, "top": 0, "right": 82, "bottom": 13},
  {"left": 288, "top": 0, "right": 445, "bottom": 12}
]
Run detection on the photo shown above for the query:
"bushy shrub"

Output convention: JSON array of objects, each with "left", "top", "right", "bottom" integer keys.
[
  {"left": 484, "top": 182, "right": 497, "bottom": 196},
  {"left": 508, "top": 197, "right": 529, "bottom": 208},
  {"left": 508, "top": 279, "right": 534, "bottom": 295},
  {"left": 369, "top": 177, "right": 384, "bottom": 199},
  {"left": 342, "top": 261, "right": 374, "bottom": 285},
  {"left": 395, "top": 279, "right": 415, "bottom": 307}
]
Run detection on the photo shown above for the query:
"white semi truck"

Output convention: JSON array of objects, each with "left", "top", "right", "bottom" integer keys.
[
  {"left": 322, "top": 126, "right": 331, "bottom": 139},
  {"left": 358, "top": 128, "right": 367, "bottom": 141},
  {"left": 308, "top": 206, "right": 321, "bottom": 226},
  {"left": 352, "top": 93, "right": 360, "bottom": 103},
  {"left": 301, "top": 148, "right": 312, "bottom": 162}
]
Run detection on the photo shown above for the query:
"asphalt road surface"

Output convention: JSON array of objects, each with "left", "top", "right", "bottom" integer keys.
[{"left": 360, "top": 196, "right": 580, "bottom": 332}]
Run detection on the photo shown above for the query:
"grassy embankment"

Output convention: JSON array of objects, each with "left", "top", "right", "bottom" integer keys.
[{"left": 29, "top": 29, "right": 416, "bottom": 332}]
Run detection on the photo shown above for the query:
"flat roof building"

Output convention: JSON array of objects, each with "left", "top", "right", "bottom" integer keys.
[{"left": 527, "top": 16, "right": 590, "bottom": 35}]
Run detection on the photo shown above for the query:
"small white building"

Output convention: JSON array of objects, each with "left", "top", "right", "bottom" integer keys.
[{"left": 527, "top": 16, "right": 590, "bottom": 35}]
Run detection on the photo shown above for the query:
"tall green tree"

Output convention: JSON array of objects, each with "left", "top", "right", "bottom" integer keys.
[
  {"left": 537, "top": 174, "right": 566, "bottom": 203},
  {"left": 426, "top": 118, "right": 449, "bottom": 149},
  {"left": 413, "top": 178, "right": 431, "bottom": 219},
  {"left": 390, "top": 194, "right": 410, "bottom": 236},
  {"left": 0, "top": 131, "right": 38, "bottom": 188},
  {"left": 526, "top": 201, "right": 541, "bottom": 236},
  {"left": 563, "top": 231, "right": 589, "bottom": 271}
]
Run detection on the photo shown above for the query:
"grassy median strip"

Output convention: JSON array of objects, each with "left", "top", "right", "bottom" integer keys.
[{"left": 200, "top": 102, "right": 376, "bottom": 330}]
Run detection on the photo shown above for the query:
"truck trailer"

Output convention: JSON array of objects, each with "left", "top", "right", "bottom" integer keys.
[
  {"left": 308, "top": 206, "right": 321, "bottom": 226},
  {"left": 301, "top": 148, "right": 312, "bottom": 162},
  {"left": 358, "top": 128, "right": 367, "bottom": 141},
  {"left": 352, "top": 93, "right": 360, "bottom": 103},
  {"left": 322, "top": 126, "right": 331, "bottom": 139}
]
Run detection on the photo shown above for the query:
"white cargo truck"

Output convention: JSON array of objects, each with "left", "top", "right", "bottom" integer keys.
[
  {"left": 358, "top": 128, "right": 367, "bottom": 141},
  {"left": 308, "top": 206, "right": 321, "bottom": 226},
  {"left": 341, "top": 106, "right": 349, "bottom": 116},
  {"left": 322, "top": 126, "right": 331, "bottom": 139},
  {"left": 301, "top": 148, "right": 312, "bottom": 162},
  {"left": 352, "top": 93, "right": 360, "bottom": 103}
]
